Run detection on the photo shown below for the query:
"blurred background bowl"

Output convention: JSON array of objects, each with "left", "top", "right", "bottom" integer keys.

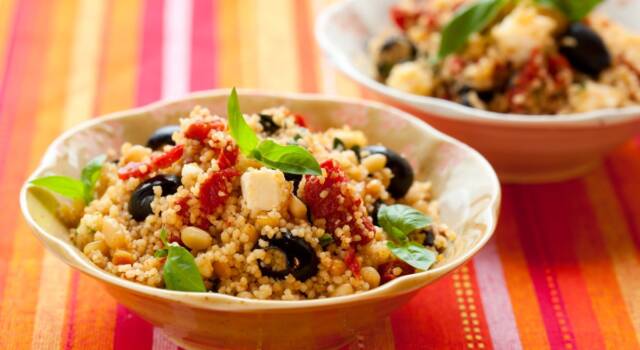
[{"left": 316, "top": 0, "right": 640, "bottom": 183}]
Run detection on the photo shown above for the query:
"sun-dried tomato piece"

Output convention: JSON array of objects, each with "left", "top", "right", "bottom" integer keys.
[
  {"left": 199, "top": 168, "right": 239, "bottom": 214},
  {"left": 117, "top": 162, "right": 151, "bottom": 180},
  {"left": 217, "top": 145, "right": 239, "bottom": 170},
  {"left": 390, "top": 6, "right": 420, "bottom": 31},
  {"left": 344, "top": 246, "right": 361, "bottom": 278},
  {"left": 293, "top": 114, "right": 308, "bottom": 128},
  {"left": 185, "top": 120, "right": 226, "bottom": 141},
  {"left": 378, "top": 260, "right": 415, "bottom": 284},
  {"left": 151, "top": 145, "right": 184, "bottom": 169},
  {"left": 302, "top": 160, "right": 373, "bottom": 245}
]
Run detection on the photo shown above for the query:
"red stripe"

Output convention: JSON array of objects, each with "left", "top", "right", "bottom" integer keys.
[
  {"left": 190, "top": 0, "right": 217, "bottom": 91},
  {"left": 507, "top": 185, "right": 576, "bottom": 348},
  {"left": 605, "top": 143, "right": 640, "bottom": 250},
  {"left": 293, "top": 0, "right": 318, "bottom": 93},
  {"left": 114, "top": 305, "right": 154, "bottom": 350},
  {"left": 136, "top": 0, "right": 164, "bottom": 105},
  {"left": 510, "top": 183, "right": 607, "bottom": 349},
  {"left": 391, "top": 275, "right": 467, "bottom": 348}
]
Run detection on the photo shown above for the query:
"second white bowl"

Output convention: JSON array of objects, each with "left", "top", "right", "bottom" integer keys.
[{"left": 316, "top": 0, "right": 640, "bottom": 183}]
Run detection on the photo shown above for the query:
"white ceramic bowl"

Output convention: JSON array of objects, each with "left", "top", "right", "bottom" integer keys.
[
  {"left": 316, "top": 0, "right": 640, "bottom": 183},
  {"left": 20, "top": 90, "right": 500, "bottom": 349}
]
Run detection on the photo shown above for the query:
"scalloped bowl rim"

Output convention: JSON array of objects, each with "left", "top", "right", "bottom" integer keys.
[
  {"left": 20, "top": 89, "right": 500, "bottom": 311},
  {"left": 315, "top": 0, "right": 640, "bottom": 127}
]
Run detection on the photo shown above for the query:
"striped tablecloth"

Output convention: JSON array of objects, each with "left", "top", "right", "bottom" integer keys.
[{"left": 1, "top": 0, "right": 639, "bottom": 349}]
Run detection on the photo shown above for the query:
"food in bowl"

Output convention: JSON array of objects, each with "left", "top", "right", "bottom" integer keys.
[
  {"left": 30, "top": 90, "right": 455, "bottom": 300},
  {"left": 370, "top": 0, "right": 640, "bottom": 114}
]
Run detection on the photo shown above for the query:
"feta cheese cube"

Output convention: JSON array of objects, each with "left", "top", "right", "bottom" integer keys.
[
  {"left": 241, "top": 168, "right": 289, "bottom": 212},
  {"left": 491, "top": 5, "right": 556, "bottom": 65}
]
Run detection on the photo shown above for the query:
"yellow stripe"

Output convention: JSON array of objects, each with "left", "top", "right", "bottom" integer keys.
[
  {"left": 217, "top": 0, "right": 241, "bottom": 87},
  {"left": 62, "top": 0, "right": 107, "bottom": 128},
  {"left": 237, "top": 0, "right": 258, "bottom": 87},
  {"left": 95, "top": 0, "right": 141, "bottom": 114},
  {"left": 255, "top": 0, "right": 299, "bottom": 91},
  {"left": 30, "top": 1, "right": 77, "bottom": 348},
  {"left": 0, "top": 0, "right": 16, "bottom": 83},
  {"left": 584, "top": 168, "right": 640, "bottom": 344}
]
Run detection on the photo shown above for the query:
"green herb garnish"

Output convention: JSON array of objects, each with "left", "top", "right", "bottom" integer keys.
[
  {"left": 319, "top": 234, "right": 334, "bottom": 248},
  {"left": 438, "top": 0, "right": 509, "bottom": 60},
  {"left": 536, "top": 0, "right": 602, "bottom": 21},
  {"left": 227, "top": 88, "right": 321, "bottom": 175},
  {"left": 333, "top": 138, "right": 346, "bottom": 150},
  {"left": 377, "top": 204, "right": 436, "bottom": 270},
  {"left": 30, "top": 154, "right": 107, "bottom": 204},
  {"left": 156, "top": 229, "right": 206, "bottom": 292}
]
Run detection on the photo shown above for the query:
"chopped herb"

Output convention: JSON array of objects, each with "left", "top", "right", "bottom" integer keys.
[
  {"left": 333, "top": 137, "right": 346, "bottom": 150},
  {"left": 536, "top": 0, "right": 602, "bottom": 21},
  {"left": 319, "top": 234, "right": 334, "bottom": 248},
  {"left": 437, "top": 0, "right": 510, "bottom": 60}
]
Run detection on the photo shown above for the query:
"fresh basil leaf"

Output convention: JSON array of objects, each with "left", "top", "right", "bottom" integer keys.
[
  {"left": 536, "top": 0, "right": 601, "bottom": 21},
  {"left": 227, "top": 87, "right": 259, "bottom": 155},
  {"left": 252, "top": 140, "right": 321, "bottom": 175},
  {"left": 30, "top": 176, "right": 85, "bottom": 201},
  {"left": 163, "top": 245, "right": 206, "bottom": 292},
  {"left": 378, "top": 204, "right": 432, "bottom": 242},
  {"left": 438, "top": 0, "right": 509, "bottom": 60},
  {"left": 80, "top": 154, "right": 106, "bottom": 204},
  {"left": 387, "top": 241, "right": 437, "bottom": 270},
  {"left": 154, "top": 249, "right": 168, "bottom": 258},
  {"left": 319, "top": 234, "right": 334, "bottom": 248}
]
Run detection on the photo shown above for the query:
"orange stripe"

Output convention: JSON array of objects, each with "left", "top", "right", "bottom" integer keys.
[
  {"left": 0, "top": 0, "right": 17, "bottom": 83},
  {"left": 30, "top": 0, "right": 77, "bottom": 347},
  {"left": 585, "top": 168, "right": 640, "bottom": 342},
  {"left": 237, "top": 0, "right": 258, "bottom": 87},
  {"left": 0, "top": 0, "right": 57, "bottom": 347},
  {"left": 293, "top": 0, "right": 318, "bottom": 92},
  {"left": 216, "top": 0, "right": 242, "bottom": 87},
  {"left": 255, "top": 0, "right": 298, "bottom": 91},
  {"left": 569, "top": 176, "right": 640, "bottom": 349},
  {"left": 497, "top": 188, "right": 551, "bottom": 349}
]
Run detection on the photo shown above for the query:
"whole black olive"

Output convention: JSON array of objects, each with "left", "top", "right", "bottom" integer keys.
[
  {"left": 363, "top": 145, "right": 414, "bottom": 199},
  {"left": 371, "top": 199, "right": 383, "bottom": 226},
  {"left": 559, "top": 22, "right": 611, "bottom": 77},
  {"left": 128, "top": 175, "right": 181, "bottom": 221},
  {"left": 146, "top": 125, "right": 180, "bottom": 150},
  {"left": 458, "top": 86, "right": 494, "bottom": 107},
  {"left": 258, "top": 114, "right": 280, "bottom": 135},
  {"left": 376, "top": 35, "right": 416, "bottom": 79},
  {"left": 257, "top": 231, "right": 319, "bottom": 282}
]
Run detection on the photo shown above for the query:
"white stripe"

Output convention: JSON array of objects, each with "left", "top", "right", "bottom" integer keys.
[
  {"left": 152, "top": 327, "right": 179, "bottom": 350},
  {"left": 162, "top": 0, "right": 193, "bottom": 99},
  {"left": 474, "top": 239, "right": 523, "bottom": 350}
]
